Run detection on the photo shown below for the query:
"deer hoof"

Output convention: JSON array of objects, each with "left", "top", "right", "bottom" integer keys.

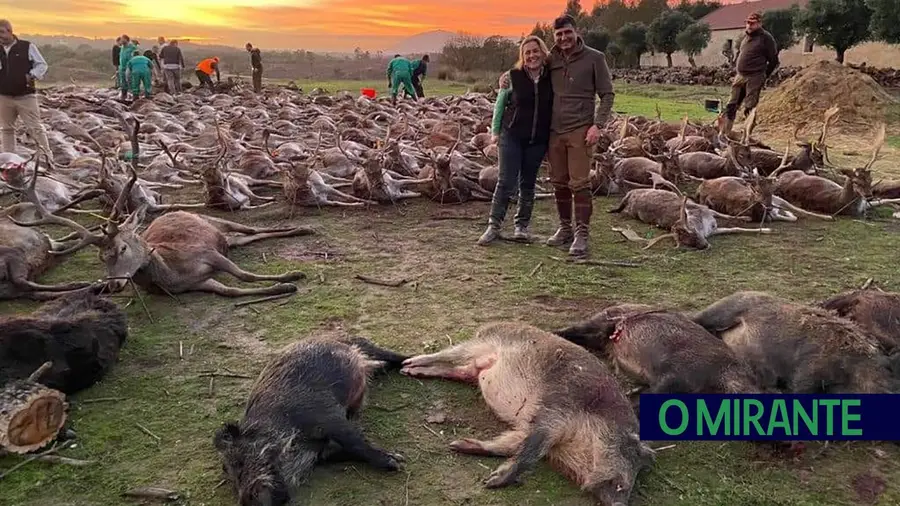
[
  {"left": 273, "top": 283, "right": 299, "bottom": 293},
  {"left": 281, "top": 272, "right": 306, "bottom": 282}
]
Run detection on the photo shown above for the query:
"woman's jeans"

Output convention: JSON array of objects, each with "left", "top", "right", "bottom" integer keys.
[{"left": 488, "top": 132, "right": 548, "bottom": 229}]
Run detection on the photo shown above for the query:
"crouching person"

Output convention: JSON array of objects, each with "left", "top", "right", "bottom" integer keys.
[{"left": 478, "top": 36, "right": 552, "bottom": 246}]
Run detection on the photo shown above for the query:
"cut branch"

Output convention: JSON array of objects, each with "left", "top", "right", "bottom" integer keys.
[{"left": 354, "top": 275, "right": 409, "bottom": 287}]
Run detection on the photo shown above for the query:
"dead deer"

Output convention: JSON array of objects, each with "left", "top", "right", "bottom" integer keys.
[
  {"left": 416, "top": 127, "right": 493, "bottom": 204},
  {"left": 281, "top": 131, "right": 376, "bottom": 209},
  {"left": 678, "top": 109, "right": 759, "bottom": 180},
  {"left": 820, "top": 282, "right": 900, "bottom": 354},
  {"left": 349, "top": 122, "right": 431, "bottom": 204},
  {"left": 610, "top": 189, "right": 769, "bottom": 250},
  {"left": 772, "top": 124, "right": 896, "bottom": 217},
  {"left": 695, "top": 146, "right": 835, "bottom": 224},
  {"left": 13, "top": 160, "right": 313, "bottom": 298}
]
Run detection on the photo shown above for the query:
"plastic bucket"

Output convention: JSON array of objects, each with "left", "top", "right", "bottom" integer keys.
[
  {"left": 704, "top": 99, "right": 720, "bottom": 113},
  {"left": 361, "top": 88, "right": 376, "bottom": 98}
]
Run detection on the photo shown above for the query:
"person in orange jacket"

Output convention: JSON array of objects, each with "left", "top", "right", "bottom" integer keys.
[{"left": 195, "top": 57, "right": 220, "bottom": 90}]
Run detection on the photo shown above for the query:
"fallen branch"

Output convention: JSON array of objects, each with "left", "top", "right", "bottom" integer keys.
[
  {"left": 198, "top": 372, "right": 254, "bottom": 380},
  {"left": 81, "top": 397, "right": 127, "bottom": 404},
  {"left": 135, "top": 423, "right": 161, "bottom": 444},
  {"left": 0, "top": 441, "right": 72, "bottom": 480},
  {"left": 233, "top": 292, "right": 295, "bottom": 308},
  {"left": 548, "top": 256, "right": 643, "bottom": 268},
  {"left": 355, "top": 275, "right": 408, "bottom": 287},
  {"left": 34, "top": 455, "right": 95, "bottom": 466},
  {"left": 122, "top": 487, "right": 180, "bottom": 501},
  {"left": 529, "top": 262, "right": 543, "bottom": 277},
  {"left": 28, "top": 361, "right": 53, "bottom": 382}
]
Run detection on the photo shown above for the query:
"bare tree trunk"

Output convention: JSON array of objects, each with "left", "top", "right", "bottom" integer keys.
[
  {"left": 666, "top": 53, "right": 673, "bottom": 67},
  {"left": 835, "top": 48, "right": 846, "bottom": 64},
  {"left": 688, "top": 55, "right": 697, "bottom": 67}
]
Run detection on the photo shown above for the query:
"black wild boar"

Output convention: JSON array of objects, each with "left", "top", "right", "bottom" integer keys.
[
  {"left": 691, "top": 291, "right": 895, "bottom": 394},
  {"left": 0, "top": 290, "right": 128, "bottom": 394},
  {"left": 820, "top": 288, "right": 900, "bottom": 353},
  {"left": 213, "top": 336, "right": 408, "bottom": 506},
  {"left": 401, "top": 321, "right": 654, "bottom": 506},
  {"left": 554, "top": 304, "right": 760, "bottom": 399}
]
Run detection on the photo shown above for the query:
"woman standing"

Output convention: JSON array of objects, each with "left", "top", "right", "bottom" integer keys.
[{"left": 478, "top": 36, "right": 553, "bottom": 245}]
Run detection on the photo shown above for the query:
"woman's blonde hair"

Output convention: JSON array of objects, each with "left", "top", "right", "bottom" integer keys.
[{"left": 514, "top": 36, "right": 549, "bottom": 70}]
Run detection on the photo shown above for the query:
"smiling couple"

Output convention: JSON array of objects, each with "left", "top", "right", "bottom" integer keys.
[{"left": 477, "top": 14, "right": 615, "bottom": 258}]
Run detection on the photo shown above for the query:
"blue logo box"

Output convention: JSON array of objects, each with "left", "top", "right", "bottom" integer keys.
[{"left": 638, "top": 394, "right": 900, "bottom": 441}]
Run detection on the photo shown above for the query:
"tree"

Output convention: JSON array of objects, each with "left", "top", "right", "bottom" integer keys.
[
  {"left": 867, "top": 0, "right": 900, "bottom": 43},
  {"left": 583, "top": 29, "right": 612, "bottom": 52},
  {"left": 565, "top": 0, "right": 586, "bottom": 21},
  {"left": 676, "top": 22, "right": 712, "bottom": 67},
  {"left": 617, "top": 22, "right": 649, "bottom": 68},
  {"left": 530, "top": 21, "right": 554, "bottom": 48},
  {"left": 594, "top": 0, "right": 638, "bottom": 34},
  {"left": 648, "top": 10, "right": 694, "bottom": 66},
  {"left": 606, "top": 41, "right": 624, "bottom": 67},
  {"left": 634, "top": 0, "right": 670, "bottom": 25},
  {"left": 762, "top": 7, "right": 800, "bottom": 52},
  {"left": 675, "top": 0, "right": 722, "bottom": 21},
  {"left": 796, "top": 0, "right": 873, "bottom": 63}
]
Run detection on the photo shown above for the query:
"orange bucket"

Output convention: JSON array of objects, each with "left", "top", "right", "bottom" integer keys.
[{"left": 361, "top": 88, "right": 376, "bottom": 98}]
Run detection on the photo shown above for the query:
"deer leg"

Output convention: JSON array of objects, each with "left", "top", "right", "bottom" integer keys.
[
  {"left": 771, "top": 196, "right": 834, "bottom": 221},
  {"left": 226, "top": 227, "right": 313, "bottom": 247},
  {"left": 201, "top": 215, "right": 312, "bottom": 236},
  {"left": 710, "top": 227, "right": 772, "bottom": 235},
  {"left": 705, "top": 209, "right": 752, "bottom": 222},
  {"left": 53, "top": 188, "right": 105, "bottom": 213},
  {"left": 209, "top": 253, "right": 305, "bottom": 283},
  {"left": 324, "top": 185, "right": 375, "bottom": 204},
  {"left": 191, "top": 278, "right": 299, "bottom": 297}
]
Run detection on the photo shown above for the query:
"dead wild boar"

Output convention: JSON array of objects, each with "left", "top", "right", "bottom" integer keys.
[
  {"left": 401, "top": 321, "right": 654, "bottom": 506},
  {"left": 691, "top": 291, "right": 896, "bottom": 394},
  {"left": 554, "top": 304, "right": 760, "bottom": 403},
  {"left": 820, "top": 288, "right": 900, "bottom": 353},
  {"left": 214, "top": 336, "right": 408, "bottom": 506}
]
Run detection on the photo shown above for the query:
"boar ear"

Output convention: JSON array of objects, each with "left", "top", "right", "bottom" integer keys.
[
  {"left": 214, "top": 422, "right": 242, "bottom": 450},
  {"left": 629, "top": 432, "right": 657, "bottom": 464}
]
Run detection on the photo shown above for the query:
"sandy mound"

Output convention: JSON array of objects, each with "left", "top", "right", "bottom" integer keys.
[{"left": 755, "top": 60, "right": 897, "bottom": 136}]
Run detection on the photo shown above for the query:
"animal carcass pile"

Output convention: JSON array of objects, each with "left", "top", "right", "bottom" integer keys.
[
  {"left": 611, "top": 64, "right": 900, "bottom": 90},
  {"left": 755, "top": 60, "right": 898, "bottom": 136}
]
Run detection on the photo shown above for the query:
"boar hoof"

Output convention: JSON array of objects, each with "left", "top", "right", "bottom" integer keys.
[
  {"left": 484, "top": 463, "right": 519, "bottom": 489},
  {"left": 449, "top": 438, "right": 486, "bottom": 455},
  {"left": 377, "top": 452, "right": 405, "bottom": 471}
]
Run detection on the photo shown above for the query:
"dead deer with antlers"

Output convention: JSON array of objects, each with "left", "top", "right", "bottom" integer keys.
[
  {"left": 609, "top": 189, "right": 770, "bottom": 250},
  {"left": 612, "top": 117, "right": 689, "bottom": 193},
  {"left": 750, "top": 107, "right": 840, "bottom": 176},
  {"left": 416, "top": 127, "right": 494, "bottom": 204},
  {"left": 678, "top": 109, "right": 759, "bottom": 180},
  {"left": 281, "top": 131, "right": 376, "bottom": 209},
  {"left": 772, "top": 124, "right": 899, "bottom": 217},
  {"left": 10, "top": 161, "right": 312, "bottom": 298},
  {"left": 350, "top": 121, "right": 432, "bottom": 204},
  {"left": 695, "top": 145, "right": 835, "bottom": 224}
]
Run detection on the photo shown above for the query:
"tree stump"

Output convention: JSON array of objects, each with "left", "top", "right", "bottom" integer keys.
[{"left": 0, "top": 380, "right": 68, "bottom": 454}]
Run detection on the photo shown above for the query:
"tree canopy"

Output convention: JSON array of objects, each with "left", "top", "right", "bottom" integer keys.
[
  {"left": 618, "top": 22, "right": 650, "bottom": 68},
  {"left": 795, "top": 0, "right": 872, "bottom": 63},
  {"left": 676, "top": 22, "right": 713, "bottom": 67},
  {"left": 674, "top": 0, "right": 722, "bottom": 20},
  {"left": 866, "top": 0, "right": 900, "bottom": 43},
  {"left": 648, "top": 10, "right": 695, "bottom": 66},
  {"left": 762, "top": 7, "right": 801, "bottom": 52}
]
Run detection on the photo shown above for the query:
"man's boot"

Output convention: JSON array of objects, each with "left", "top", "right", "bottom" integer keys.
[
  {"left": 477, "top": 220, "right": 501, "bottom": 246},
  {"left": 546, "top": 187, "right": 574, "bottom": 247},
  {"left": 569, "top": 188, "right": 593, "bottom": 257}
]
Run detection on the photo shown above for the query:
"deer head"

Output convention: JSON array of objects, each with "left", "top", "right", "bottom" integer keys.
[
  {"left": 671, "top": 197, "right": 710, "bottom": 250},
  {"left": 837, "top": 123, "right": 884, "bottom": 203}
]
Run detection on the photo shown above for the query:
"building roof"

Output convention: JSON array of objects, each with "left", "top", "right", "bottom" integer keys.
[{"left": 700, "top": 0, "right": 808, "bottom": 31}]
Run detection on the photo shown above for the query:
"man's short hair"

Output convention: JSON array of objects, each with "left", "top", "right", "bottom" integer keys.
[
  {"left": 394, "top": 54, "right": 401, "bottom": 58},
  {"left": 422, "top": 54, "right": 430, "bottom": 61},
  {"left": 553, "top": 14, "right": 576, "bottom": 30}
]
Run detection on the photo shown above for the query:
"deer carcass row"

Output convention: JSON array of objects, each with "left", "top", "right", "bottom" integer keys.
[
  {"left": 0, "top": 291, "right": 127, "bottom": 394},
  {"left": 612, "top": 149, "right": 682, "bottom": 193},
  {"left": 609, "top": 189, "right": 768, "bottom": 250},
  {"left": 772, "top": 124, "right": 890, "bottom": 217},
  {"left": 14, "top": 164, "right": 313, "bottom": 297},
  {"left": 0, "top": 166, "right": 100, "bottom": 300},
  {"left": 401, "top": 322, "right": 655, "bottom": 505},
  {"left": 751, "top": 107, "right": 840, "bottom": 175},
  {"left": 201, "top": 148, "right": 276, "bottom": 211},
  {"left": 678, "top": 109, "right": 759, "bottom": 180},
  {"left": 351, "top": 127, "right": 431, "bottom": 204},
  {"left": 691, "top": 291, "right": 898, "bottom": 394},
  {"left": 280, "top": 132, "right": 376, "bottom": 208},
  {"left": 214, "top": 336, "right": 407, "bottom": 506},
  {"left": 694, "top": 149, "right": 835, "bottom": 223},
  {"left": 554, "top": 304, "right": 761, "bottom": 404},
  {"left": 821, "top": 285, "right": 900, "bottom": 354}
]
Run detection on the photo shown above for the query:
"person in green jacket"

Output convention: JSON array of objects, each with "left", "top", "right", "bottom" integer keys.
[
  {"left": 386, "top": 55, "right": 416, "bottom": 106},
  {"left": 117, "top": 35, "right": 137, "bottom": 100},
  {"left": 127, "top": 50, "right": 153, "bottom": 99}
]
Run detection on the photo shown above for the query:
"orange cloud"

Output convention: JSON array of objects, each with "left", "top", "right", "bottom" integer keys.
[{"left": 7, "top": 0, "right": 568, "bottom": 51}]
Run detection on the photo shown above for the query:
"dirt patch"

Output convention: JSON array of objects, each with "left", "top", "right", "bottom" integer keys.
[
  {"left": 850, "top": 471, "right": 887, "bottom": 504},
  {"left": 529, "top": 294, "right": 614, "bottom": 318},
  {"left": 274, "top": 241, "right": 343, "bottom": 262},
  {"left": 756, "top": 60, "right": 897, "bottom": 136}
]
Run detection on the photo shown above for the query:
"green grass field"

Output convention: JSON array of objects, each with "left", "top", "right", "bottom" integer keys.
[{"left": 2, "top": 82, "right": 899, "bottom": 506}]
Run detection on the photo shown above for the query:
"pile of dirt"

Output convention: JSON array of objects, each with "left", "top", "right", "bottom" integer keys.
[{"left": 755, "top": 60, "right": 897, "bottom": 136}]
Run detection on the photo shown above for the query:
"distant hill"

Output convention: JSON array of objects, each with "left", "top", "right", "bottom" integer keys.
[{"left": 387, "top": 30, "right": 457, "bottom": 55}]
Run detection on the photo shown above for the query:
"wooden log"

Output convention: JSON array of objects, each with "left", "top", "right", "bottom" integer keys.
[{"left": 0, "top": 380, "right": 68, "bottom": 454}]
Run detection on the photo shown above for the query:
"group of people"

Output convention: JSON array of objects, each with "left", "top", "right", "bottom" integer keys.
[
  {"left": 479, "top": 11, "right": 780, "bottom": 258},
  {"left": 386, "top": 54, "right": 429, "bottom": 105},
  {"left": 113, "top": 36, "right": 265, "bottom": 100}
]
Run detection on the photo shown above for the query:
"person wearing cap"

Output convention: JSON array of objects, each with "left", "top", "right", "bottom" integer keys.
[
  {"left": 722, "top": 12, "right": 779, "bottom": 136},
  {"left": 195, "top": 56, "right": 220, "bottom": 90}
]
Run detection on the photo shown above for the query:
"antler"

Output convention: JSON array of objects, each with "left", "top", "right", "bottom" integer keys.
[
  {"left": 768, "top": 141, "right": 794, "bottom": 179},
  {"left": 817, "top": 106, "right": 840, "bottom": 146},
  {"left": 864, "top": 123, "right": 886, "bottom": 171},
  {"left": 6, "top": 153, "right": 105, "bottom": 255}
]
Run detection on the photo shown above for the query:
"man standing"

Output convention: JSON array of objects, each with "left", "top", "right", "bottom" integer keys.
[
  {"left": 0, "top": 19, "right": 52, "bottom": 156},
  {"left": 112, "top": 37, "right": 122, "bottom": 89},
  {"left": 246, "top": 43, "right": 263, "bottom": 93},
  {"left": 386, "top": 54, "right": 416, "bottom": 106},
  {"left": 159, "top": 39, "right": 184, "bottom": 94},
  {"left": 722, "top": 12, "right": 778, "bottom": 136},
  {"left": 195, "top": 57, "right": 220, "bottom": 90},
  {"left": 500, "top": 15, "right": 614, "bottom": 257},
  {"left": 410, "top": 54, "right": 429, "bottom": 98},
  {"left": 118, "top": 35, "right": 136, "bottom": 100}
]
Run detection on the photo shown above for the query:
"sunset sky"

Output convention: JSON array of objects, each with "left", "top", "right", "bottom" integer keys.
[{"left": 8, "top": 0, "right": 575, "bottom": 51}]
